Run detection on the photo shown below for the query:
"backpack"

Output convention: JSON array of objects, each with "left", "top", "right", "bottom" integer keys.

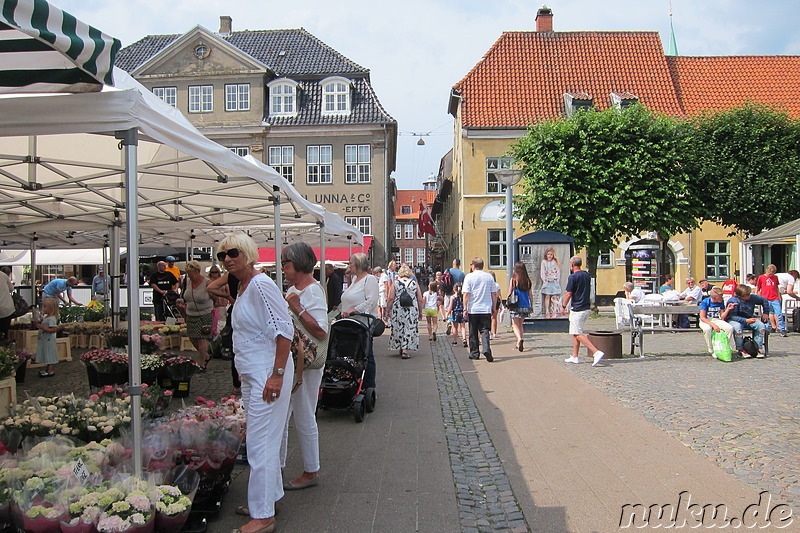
[
  {"left": 440, "top": 271, "right": 454, "bottom": 294},
  {"left": 741, "top": 336, "right": 759, "bottom": 357},
  {"left": 398, "top": 281, "right": 414, "bottom": 308}
]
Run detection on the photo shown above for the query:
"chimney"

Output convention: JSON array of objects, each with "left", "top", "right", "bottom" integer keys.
[
  {"left": 219, "top": 16, "right": 232, "bottom": 36},
  {"left": 535, "top": 6, "right": 553, "bottom": 32}
]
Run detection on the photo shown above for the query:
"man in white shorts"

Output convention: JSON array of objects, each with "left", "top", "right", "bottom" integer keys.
[
  {"left": 561, "top": 256, "right": 604, "bottom": 366},
  {"left": 375, "top": 266, "right": 388, "bottom": 324}
]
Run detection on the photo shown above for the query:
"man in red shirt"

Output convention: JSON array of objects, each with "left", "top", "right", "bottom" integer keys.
[{"left": 755, "top": 264, "right": 785, "bottom": 336}]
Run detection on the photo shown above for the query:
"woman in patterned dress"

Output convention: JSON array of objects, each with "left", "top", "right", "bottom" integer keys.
[{"left": 387, "top": 265, "right": 423, "bottom": 359}]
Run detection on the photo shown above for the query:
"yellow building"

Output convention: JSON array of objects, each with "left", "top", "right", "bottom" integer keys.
[{"left": 444, "top": 7, "right": 800, "bottom": 302}]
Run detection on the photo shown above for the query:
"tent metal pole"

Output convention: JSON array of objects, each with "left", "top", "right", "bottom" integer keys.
[
  {"left": 273, "top": 186, "right": 282, "bottom": 289},
  {"left": 110, "top": 223, "right": 121, "bottom": 330},
  {"left": 30, "top": 234, "right": 37, "bottom": 308},
  {"left": 319, "top": 221, "right": 326, "bottom": 290},
  {"left": 117, "top": 128, "right": 143, "bottom": 476}
]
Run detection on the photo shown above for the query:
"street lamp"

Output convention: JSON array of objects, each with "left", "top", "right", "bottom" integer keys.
[{"left": 495, "top": 168, "right": 523, "bottom": 286}]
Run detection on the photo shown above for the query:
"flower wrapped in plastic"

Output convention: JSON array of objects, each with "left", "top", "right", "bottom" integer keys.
[
  {"left": 163, "top": 354, "right": 199, "bottom": 382},
  {"left": 80, "top": 349, "right": 129, "bottom": 374},
  {"left": 95, "top": 477, "right": 155, "bottom": 533},
  {"left": 139, "top": 333, "right": 162, "bottom": 354},
  {"left": 10, "top": 449, "right": 71, "bottom": 533},
  {"left": 151, "top": 466, "right": 198, "bottom": 533}
]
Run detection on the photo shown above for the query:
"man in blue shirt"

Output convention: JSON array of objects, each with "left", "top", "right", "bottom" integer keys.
[
  {"left": 561, "top": 256, "right": 604, "bottom": 366},
  {"left": 43, "top": 277, "right": 82, "bottom": 306},
  {"left": 698, "top": 287, "right": 735, "bottom": 357},
  {"left": 726, "top": 284, "right": 771, "bottom": 357},
  {"left": 91, "top": 268, "right": 108, "bottom": 302}
]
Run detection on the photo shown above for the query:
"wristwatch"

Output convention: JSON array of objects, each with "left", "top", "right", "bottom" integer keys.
[{"left": 274, "top": 368, "right": 285, "bottom": 376}]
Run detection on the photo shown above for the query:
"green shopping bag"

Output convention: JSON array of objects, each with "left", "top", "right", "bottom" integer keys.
[{"left": 711, "top": 331, "right": 732, "bottom": 362}]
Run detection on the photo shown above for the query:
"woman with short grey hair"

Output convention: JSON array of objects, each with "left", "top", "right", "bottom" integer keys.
[{"left": 280, "top": 242, "right": 328, "bottom": 491}]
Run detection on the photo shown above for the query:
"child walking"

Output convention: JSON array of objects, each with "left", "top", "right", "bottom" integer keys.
[
  {"left": 423, "top": 281, "right": 440, "bottom": 341},
  {"left": 447, "top": 283, "right": 468, "bottom": 347},
  {"left": 35, "top": 298, "right": 59, "bottom": 377}
]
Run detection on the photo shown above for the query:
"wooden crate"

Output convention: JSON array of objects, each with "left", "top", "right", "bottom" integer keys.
[
  {"left": 56, "top": 338, "right": 72, "bottom": 362},
  {"left": 87, "top": 334, "right": 104, "bottom": 349},
  {"left": 0, "top": 377, "right": 16, "bottom": 417},
  {"left": 180, "top": 337, "right": 197, "bottom": 352}
]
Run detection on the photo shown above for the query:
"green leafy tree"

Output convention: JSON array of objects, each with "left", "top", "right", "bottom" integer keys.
[
  {"left": 687, "top": 102, "right": 800, "bottom": 235},
  {"left": 510, "top": 104, "right": 701, "bottom": 279}
]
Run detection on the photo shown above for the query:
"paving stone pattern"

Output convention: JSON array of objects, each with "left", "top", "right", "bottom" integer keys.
[
  {"left": 537, "top": 317, "right": 800, "bottom": 516},
  {"left": 430, "top": 338, "right": 530, "bottom": 533}
]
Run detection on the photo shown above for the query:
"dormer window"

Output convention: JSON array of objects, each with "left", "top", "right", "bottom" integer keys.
[
  {"left": 563, "top": 92, "right": 593, "bottom": 117},
  {"left": 321, "top": 76, "right": 351, "bottom": 115},
  {"left": 610, "top": 91, "right": 639, "bottom": 111},
  {"left": 268, "top": 79, "right": 298, "bottom": 117}
]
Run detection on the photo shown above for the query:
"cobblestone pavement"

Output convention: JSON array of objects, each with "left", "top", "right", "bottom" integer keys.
[
  {"left": 534, "top": 316, "right": 800, "bottom": 516},
  {"left": 431, "top": 338, "right": 528, "bottom": 533}
]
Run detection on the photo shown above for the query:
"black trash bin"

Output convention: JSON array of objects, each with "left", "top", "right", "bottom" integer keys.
[{"left": 587, "top": 330, "right": 622, "bottom": 359}]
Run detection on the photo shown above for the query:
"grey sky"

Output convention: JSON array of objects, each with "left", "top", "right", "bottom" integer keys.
[{"left": 55, "top": 0, "right": 799, "bottom": 189}]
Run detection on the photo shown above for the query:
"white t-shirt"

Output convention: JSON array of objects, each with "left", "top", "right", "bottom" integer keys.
[
  {"left": 777, "top": 273, "right": 795, "bottom": 293},
  {"left": 340, "top": 274, "right": 379, "bottom": 316},
  {"left": 378, "top": 272, "right": 389, "bottom": 297},
  {"left": 423, "top": 290, "right": 439, "bottom": 310},
  {"left": 231, "top": 273, "right": 294, "bottom": 374},
  {"left": 463, "top": 270, "right": 496, "bottom": 314},
  {"left": 286, "top": 281, "right": 329, "bottom": 337}
]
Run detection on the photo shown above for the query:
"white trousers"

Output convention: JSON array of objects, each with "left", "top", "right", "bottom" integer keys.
[
  {"left": 699, "top": 319, "right": 735, "bottom": 354},
  {"left": 240, "top": 359, "right": 294, "bottom": 520},
  {"left": 280, "top": 366, "right": 325, "bottom": 473}
]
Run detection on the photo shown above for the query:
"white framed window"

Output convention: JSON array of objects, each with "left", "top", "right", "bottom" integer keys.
[
  {"left": 395, "top": 224, "right": 402, "bottom": 240},
  {"left": 400, "top": 205, "right": 412, "bottom": 215},
  {"left": 306, "top": 145, "right": 332, "bottom": 184},
  {"left": 486, "top": 157, "right": 515, "bottom": 194},
  {"left": 404, "top": 224, "right": 414, "bottom": 240},
  {"left": 404, "top": 248, "right": 413, "bottom": 265},
  {"left": 153, "top": 87, "right": 177, "bottom": 107},
  {"left": 345, "top": 216, "right": 371, "bottom": 236},
  {"left": 267, "top": 79, "right": 298, "bottom": 116},
  {"left": 189, "top": 85, "right": 213, "bottom": 113},
  {"left": 269, "top": 146, "right": 295, "bottom": 184},
  {"left": 488, "top": 229, "right": 507, "bottom": 270},
  {"left": 345, "top": 144, "right": 371, "bottom": 183},
  {"left": 230, "top": 147, "right": 250, "bottom": 157},
  {"left": 225, "top": 83, "right": 250, "bottom": 111},
  {"left": 417, "top": 248, "right": 426, "bottom": 266},
  {"left": 321, "top": 76, "right": 351, "bottom": 115},
  {"left": 598, "top": 250, "right": 614, "bottom": 268},
  {"left": 705, "top": 241, "right": 730, "bottom": 280}
]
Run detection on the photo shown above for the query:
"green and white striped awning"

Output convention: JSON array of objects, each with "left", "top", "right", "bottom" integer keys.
[{"left": 0, "top": 0, "right": 121, "bottom": 93}]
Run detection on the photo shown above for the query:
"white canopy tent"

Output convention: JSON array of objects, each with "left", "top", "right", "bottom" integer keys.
[{"left": 0, "top": 0, "right": 362, "bottom": 475}]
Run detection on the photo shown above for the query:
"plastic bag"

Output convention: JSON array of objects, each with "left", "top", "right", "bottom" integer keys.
[{"left": 711, "top": 331, "right": 732, "bottom": 362}]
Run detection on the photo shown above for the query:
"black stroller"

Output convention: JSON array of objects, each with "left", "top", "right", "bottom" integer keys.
[
  {"left": 318, "top": 313, "right": 382, "bottom": 423},
  {"left": 162, "top": 290, "right": 181, "bottom": 322}
]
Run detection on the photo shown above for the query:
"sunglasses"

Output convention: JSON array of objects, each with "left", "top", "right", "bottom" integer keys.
[
  {"left": 209, "top": 270, "right": 221, "bottom": 275},
  {"left": 281, "top": 260, "right": 292, "bottom": 266},
  {"left": 216, "top": 248, "right": 240, "bottom": 261}
]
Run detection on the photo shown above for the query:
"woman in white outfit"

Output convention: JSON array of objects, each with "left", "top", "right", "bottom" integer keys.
[
  {"left": 339, "top": 253, "right": 379, "bottom": 389},
  {"left": 221, "top": 233, "right": 294, "bottom": 533},
  {"left": 280, "top": 242, "right": 328, "bottom": 491}
]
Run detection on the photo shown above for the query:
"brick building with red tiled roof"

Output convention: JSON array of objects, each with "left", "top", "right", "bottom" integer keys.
[{"left": 443, "top": 6, "right": 800, "bottom": 301}]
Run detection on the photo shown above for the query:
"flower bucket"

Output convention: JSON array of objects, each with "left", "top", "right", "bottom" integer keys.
[
  {"left": 60, "top": 518, "right": 98, "bottom": 533},
  {"left": 97, "top": 370, "right": 128, "bottom": 387},
  {"left": 172, "top": 379, "right": 191, "bottom": 398},
  {"left": 14, "top": 360, "right": 26, "bottom": 384},
  {"left": 22, "top": 512, "right": 67, "bottom": 533},
  {"left": 141, "top": 369, "right": 160, "bottom": 387},
  {"left": 155, "top": 509, "right": 190, "bottom": 532},
  {"left": 86, "top": 364, "right": 99, "bottom": 388},
  {"left": 157, "top": 367, "right": 173, "bottom": 390}
]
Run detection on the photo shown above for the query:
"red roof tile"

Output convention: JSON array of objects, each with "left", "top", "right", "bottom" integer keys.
[
  {"left": 667, "top": 56, "right": 800, "bottom": 118},
  {"left": 395, "top": 190, "right": 425, "bottom": 219},
  {"left": 454, "top": 31, "right": 684, "bottom": 128}
]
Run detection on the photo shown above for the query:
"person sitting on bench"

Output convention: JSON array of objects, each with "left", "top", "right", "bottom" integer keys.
[{"left": 725, "top": 284, "right": 771, "bottom": 358}]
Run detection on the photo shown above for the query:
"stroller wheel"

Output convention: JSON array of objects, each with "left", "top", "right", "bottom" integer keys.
[
  {"left": 353, "top": 398, "right": 366, "bottom": 423},
  {"left": 364, "top": 387, "right": 376, "bottom": 413}
]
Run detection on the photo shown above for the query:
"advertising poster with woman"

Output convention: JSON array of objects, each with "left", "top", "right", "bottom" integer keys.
[{"left": 518, "top": 243, "right": 571, "bottom": 319}]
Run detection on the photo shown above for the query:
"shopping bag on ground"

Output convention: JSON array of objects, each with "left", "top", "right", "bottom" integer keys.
[{"left": 711, "top": 331, "right": 732, "bottom": 362}]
